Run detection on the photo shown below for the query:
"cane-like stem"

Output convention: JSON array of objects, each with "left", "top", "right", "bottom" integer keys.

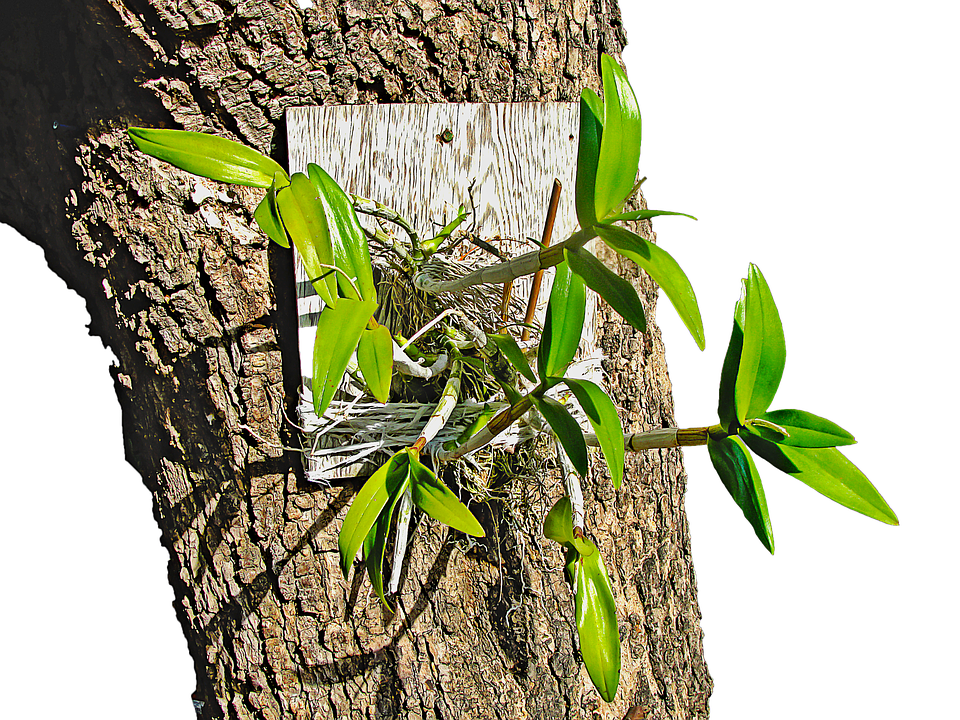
[
  {"left": 351, "top": 193, "right": 419, "bottom": 248},
  {"left": 413, "top": 227, "right": 595, "bottom": 295},
  {"left": 437, "top": 395, "right": 534, "bottom": 461},
  {"left": 583, "top": 426, "right": 717, "bottom": 451}
]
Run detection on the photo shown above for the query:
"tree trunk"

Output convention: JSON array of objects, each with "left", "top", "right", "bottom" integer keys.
[{"left": 0, "top": 1, "right": 712, "bottom": 718}]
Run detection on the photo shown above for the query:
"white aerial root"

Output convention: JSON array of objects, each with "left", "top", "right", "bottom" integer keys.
[{"left": 556, "top": 439, "right": 585, "bottom": 534}]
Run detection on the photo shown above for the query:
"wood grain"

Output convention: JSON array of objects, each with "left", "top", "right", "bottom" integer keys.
[{"left": 287, "top": 101, "right": 597, "bottom": 361}]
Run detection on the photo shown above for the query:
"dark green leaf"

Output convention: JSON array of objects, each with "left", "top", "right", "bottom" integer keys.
[
  {"left": 532, "top": 395, "right": 588, "bottom": 477},
  {"left": 128, "top": 127, "right": 287, "bottom": 189},
  {"left": 596, "top": 225, "right": 704, "bottom": 350},
  {"left": 757, "top": 409, "right": 856, "bottom": 448},
  {"left": 739, "top": 429, "right": 800, "bottom": 474},
  {"left": 495, "top": 377, "right": 525, "bottom": 407},
  {"left": 487, "top": 333, "right": 537, "bottom": 383},
  {"left": 563, "top": 378, "right": 624, "bottom": 488},
  {"left": 357, "top": 322, "right": 393, "bottom": 403},
  {"left": 312, "top": 299, "right": 378, "bottom": 416},
  {"left": 338, "top": 450, "right": 409, "bottom": 576},
  {"left": 306, "top": 164, "right": 376, "bottom": 302},
  {"left": 575, "top": 93, "right": 603, "bottom": 228},
  {"left": 409, "top": 453, "right": 485, "bottom": 537},
  {"left": 537, "top": 261, "right": 586, "bottom": 379},
  {"left": 717, "top": 292, "right": 746, "bottom": 432},
  {"left": 707, "top": 435, "right": 775, "bottom": 553},
  {"left": 736, "top": 264, "right": 786, "bottom": 423},
  {"left": 565, "top": 246, "right": 646, "bottom": 333}
]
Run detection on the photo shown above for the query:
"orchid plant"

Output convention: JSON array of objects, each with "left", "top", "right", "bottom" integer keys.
[{"left": 128, "top": 54, "right": 896, "bottom": 703}]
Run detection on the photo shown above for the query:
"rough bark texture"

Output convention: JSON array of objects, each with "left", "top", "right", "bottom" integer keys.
[{"left": 0, "top": 1, "right": 712, "bottom": 718}]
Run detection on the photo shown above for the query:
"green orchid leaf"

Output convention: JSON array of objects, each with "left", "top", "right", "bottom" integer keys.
[
  {"left": 253, "top": 173, "right": 289, "bottom": 248},
  {"left": 338, "top": 450, "right": 409, "bottom": 576},
  {"left": 594, "top": 54, "right": 642, "bottom": 222},
  {"left": 735, "top": 264, "right": 786, "bottom": 423},
  {"left": 707, "top": 435, "right": 775, "bottom": 553},
  {"left": 739, "top": 430, "right": 800, "bottom": 474},
  {"left": 127, "top": 127, "right": 287, "bottom": 189},
  {"left": 277, "top": 172, "right": 338, "bottom": 307},
  {"left": 570, "top": 540, "right": 621, "bottom": 702},
  {"left": 600, "top": 209, "right": 697, "bottom": 223},
  {"left": 495, "top": 377, "right": 525, "bottom": 407},
  {"left": 306, "top": 164, "right": 376, "bottom": 302},
  {"left": 575, "top": 92, "right": 604, "bottom": 228},
  {"left": 595, "top": 225, "right": 705, "bottom": 350},
  {"left": 537, "top": 261, "right": 586, "bottom": 379},
  {"left": 565, "top": 246, "right": 646, "bottom": 333},
  {"left": 543, "top": 496, "right": 620, "bottom": 701},
  {"left": 312, "top": 298, "right": 378, "bottom": 416},
  {"left": 757, "top": 409, "right": 856, "bottom": 448},
  {"left": 543, "top": 496, "right": 576, "bottom": 544},
  {"left": 487, "top": 333, "right": 537, "bottom": 383},
  {"left": 357, "top": 322, "right": 393, "bottom": 403},
  {"left": 533, "top": 394, "right": 589, "bottom": 478},
  {"left": 364, "top": 478, "right": 409, "bottom": 608},
  {"left": 581, "top": 87, "right": 605, "bottom": 126},
  {"left": 563, "top": 378, "right": 625, "bottom": 489},
  {"left": 777, "top": 446, "right": 898, "bottom": 525},
  {"left": 543, "top": 497, "right": 592, "bottom": 557},
  {"left": 409, "top": 452, "right": 485, "bottom": 537},
  {"left": 718, "top": 292, "right": 747, "bottom": 432}
]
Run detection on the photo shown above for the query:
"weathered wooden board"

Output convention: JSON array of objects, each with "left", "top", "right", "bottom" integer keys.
[{"left": 287, "top": 102, "right": 597, "bottom": 480}]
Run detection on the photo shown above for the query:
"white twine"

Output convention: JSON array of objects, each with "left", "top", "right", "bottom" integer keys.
[{"left": 299, "top": 352, "right": 604, "bottom": 483}]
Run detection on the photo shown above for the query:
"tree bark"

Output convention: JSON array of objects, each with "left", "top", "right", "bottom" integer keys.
[{"left": 0, "top": 1, "right": 712, "bottom": 718}]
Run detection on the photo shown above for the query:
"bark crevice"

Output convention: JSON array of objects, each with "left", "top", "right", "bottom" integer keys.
[{"left": 1, "top": 1, "right": 711, "bottom": 717}]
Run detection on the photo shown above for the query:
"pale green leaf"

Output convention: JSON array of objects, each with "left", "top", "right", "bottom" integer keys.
[
  {"left": 736, "top": 264, "right": 785, "bottom": 423},
  {"left": 276, "top": 172, "right": 338, "bottom": 307},
  {"left": 778, "top": 446, "right": 898, "bottom": 525},
  {"left": 357, "top": 323, "right": 393, "bottom": 403},
  {"left": 543, "top": 496, "right": 576, "bottom": 545},
  {"left": 757, "top": 409, "right": 856, "bottom": 448},
  {"left": 571, "top": 541, "right": 621, "bottom": 702},
  {"left": 601, "top": 209, "right": 697, "bottom": 223},
  {"left": 128, "top": 127, "right": 287, "bottom": 188},
  {"left": 594, "top": 54, "right": 642, "bottom": 221},
  {"left": 253, "top": 173, "right": 289, "bottom": 248},
  {"left": 338, "top": 451, "right": 408, "bottom": 576},
  {"left": 409, "top": 453, "right": 485, "bottom": 537},
  {"left": 312, "top": 299, "right": 378, "bottom": 416},
  {"left": 307, "top": 164, "right": 376, "bottom": 302}
]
